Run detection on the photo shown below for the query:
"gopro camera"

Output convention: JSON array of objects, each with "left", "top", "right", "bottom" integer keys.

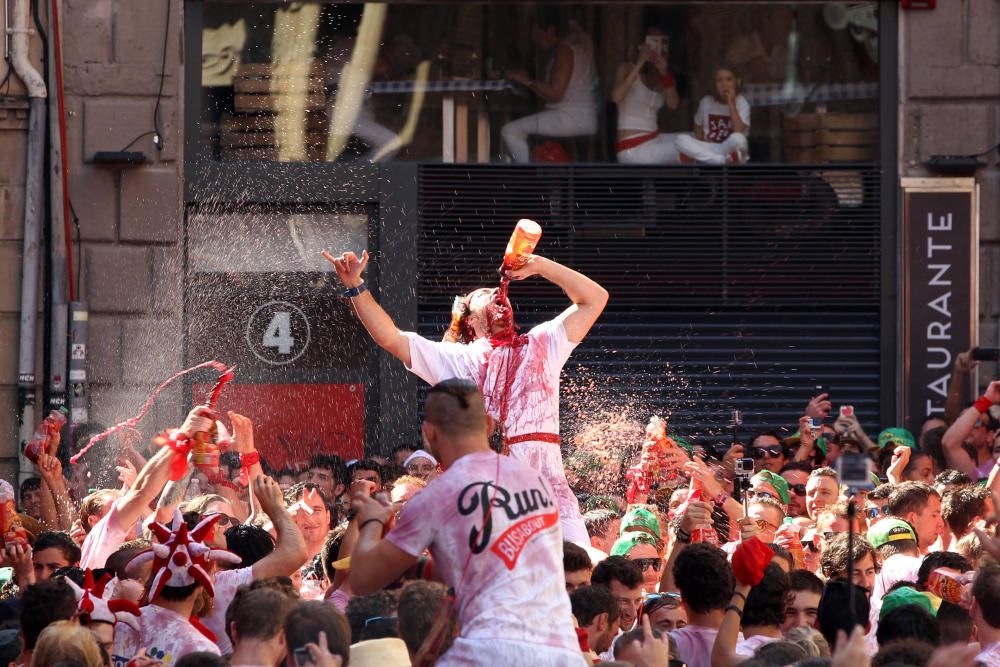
[
  {"left": 836, "top": 452, "right": 874, "bottom": 491},
  {"left": 734, "top": 457, "right": 754, "bottom": 510},
  {"left": 807, "top": 417, "right": 822, "bottom": 436},
  {"left": 734, "top": 457, "right": 754, "bottom": 477}
]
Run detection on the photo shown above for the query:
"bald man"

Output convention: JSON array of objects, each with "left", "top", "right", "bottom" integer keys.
[
  {"left": 348, "top": 379, "right": 586, "bottom": 666},
  {"left": 325, "top": 249, "right": 608, "bottom": 545}
]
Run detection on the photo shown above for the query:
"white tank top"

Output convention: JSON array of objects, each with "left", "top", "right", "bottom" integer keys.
[
  {"left": 617, "top": 77, "right": 663, "bottom": 133},
  {"left": 547, "top": 40, "right": 597, "bottom": 111}
]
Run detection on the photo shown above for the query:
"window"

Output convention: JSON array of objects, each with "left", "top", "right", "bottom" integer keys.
[{"left": 197, "top": 2, "right": 879, "bottom": 165}]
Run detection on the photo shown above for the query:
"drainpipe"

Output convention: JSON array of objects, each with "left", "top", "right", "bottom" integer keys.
[
  {"left": 47, "top": 0, "right": 69, "bottom": 420},
  {"left": 11, "top": 0, "right": 48, "bottom": 485}
]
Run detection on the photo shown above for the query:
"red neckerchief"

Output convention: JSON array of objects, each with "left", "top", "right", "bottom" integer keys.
[{"left": 189, "top": 615, "right": 217, "bottom": 643}]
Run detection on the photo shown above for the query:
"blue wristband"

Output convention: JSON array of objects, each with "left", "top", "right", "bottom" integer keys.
[{"left": 342, "top": 283, "right": 368, "bottom": 298}]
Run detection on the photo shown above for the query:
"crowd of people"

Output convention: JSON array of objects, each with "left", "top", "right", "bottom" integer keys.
[{"left": 3, "top": 245, "right": 1000, "bottom": 667}]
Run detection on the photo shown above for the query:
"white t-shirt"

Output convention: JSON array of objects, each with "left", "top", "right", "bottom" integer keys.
[
  {"left": 202, "top": 566, "right": 254, "bottom": 655},
  {"left": 736, "top": 634, "right": 777, "bottom": 656},
  {"left": 693, "top": 95, "right": 751, "bottom": 143},
  {"left": 386, "top": 450, "right": 578, "bottom": 652},
  {"left": 870, "top": 552, "right": 922, "bottom": 627},
  {"left": 404, "top": 319, "right": 577, "bottom": 441},
  {"left": 115, "top": 604, "right": 221, "bottom": 665},
  {"left": 81, "top": 501, "right": 131, "bottom": 570},
  {"left": 670, "top": 624, "right": 726, "bottom": 667},
  {"left": 977, "top": 642, "right": 1000, "bottom": 666}
]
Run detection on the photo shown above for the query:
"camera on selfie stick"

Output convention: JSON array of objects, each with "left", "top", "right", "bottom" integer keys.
[
  {"left": 836, "top": 451, "right": 875, "bottom": 631},
  {"left": 733, "top": 456, "right": 754, "bottom": 512}
]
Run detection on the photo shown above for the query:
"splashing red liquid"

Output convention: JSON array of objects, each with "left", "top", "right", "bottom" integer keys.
[{"left": 70, "top": 360, "right": 233, "bottom": 465}]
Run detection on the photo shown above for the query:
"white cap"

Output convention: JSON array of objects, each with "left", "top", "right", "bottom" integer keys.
[{"left": 403, "top": 449, "right": 438, "bottom": 468}]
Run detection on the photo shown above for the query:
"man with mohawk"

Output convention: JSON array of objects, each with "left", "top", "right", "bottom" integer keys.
[{"left": 114, "top": 510, "right": 241, "bottom": 661}]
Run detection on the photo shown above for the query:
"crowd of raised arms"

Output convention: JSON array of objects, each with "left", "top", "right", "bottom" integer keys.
[{"left": 3, "top": 246, "right": 1000, "bottom": 667}]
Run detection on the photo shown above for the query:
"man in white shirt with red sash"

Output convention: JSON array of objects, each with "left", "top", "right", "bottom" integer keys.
[{"left": 324, "top": 249, "right": 607, "bottom": 545}]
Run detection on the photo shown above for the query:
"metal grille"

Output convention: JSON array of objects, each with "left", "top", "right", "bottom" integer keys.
[{"left": 417, "top": 164, "right": 882, "bottom": 441}]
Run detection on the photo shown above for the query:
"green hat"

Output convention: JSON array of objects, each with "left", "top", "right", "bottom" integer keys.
[
  {"left": 751, "top": 470, "right": 791, "bottom": 506},
  {"left": 867, "top": 518, "right": 917, "bottom": 548},
  {"left": 879, "top": 586, "right": 937, "bottom": 620},
  {"left": 671, "top": 434, "right": 694, "bottom": 455},
  {"left": 878, "top": 428, "right": 916, "bottom": 450},
  {"left": 621, "top": 506, "right": 662, "bottom": 540},
  {"left": 610, "top": 532, "right": 659, "bottom": 558}
]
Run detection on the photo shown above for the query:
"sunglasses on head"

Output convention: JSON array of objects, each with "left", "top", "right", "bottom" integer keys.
[
  {"left": 643, "top": 592, "right": 681, "bottom": 612},
  {"left": 865, "top": 505, "right": 891, "bottom": 520},
  {"left": 207, "top": 513, "right": 236, "bottom": 528},
  {"left": 751, "top": 446, "right": 783, "bottom": 459},
  {"left": 632, "top": 557, "right": 662, "bottom": 572},
  {"left": 747, "top": 489, "right": 778, "bottom": 501}
]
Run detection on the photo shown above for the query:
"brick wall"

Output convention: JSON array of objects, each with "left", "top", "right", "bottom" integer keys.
[
  {"left": 902, "top": 1, "right": 1000, "bottom": 385},
  {"left": 0, "top": 0, "right": 184, "bottom": 472}
]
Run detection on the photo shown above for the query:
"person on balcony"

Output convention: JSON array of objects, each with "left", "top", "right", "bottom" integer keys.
[
  {"left": 676, "top": 64, "right": 751, "bottom": 165},
  {"left": 612, "top": 29, "right": 683, "bottom": 165},
  {"left": 501, "top": 12, "right": 598, "bottom": 163}
]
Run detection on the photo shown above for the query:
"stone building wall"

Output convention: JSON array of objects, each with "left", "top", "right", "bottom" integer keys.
[
  {"left": 902, "top": 2, "right": 1000, "bottom": 386},
  {"left": 0, "top": 0, "right": 185, "bottom": 478},
  {"left": 0, "top": 2, "right": 998, "bottom": 479}
]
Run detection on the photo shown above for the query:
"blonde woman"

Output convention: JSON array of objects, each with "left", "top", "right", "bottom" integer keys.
[{"left": 31, "top": 621, "right": 106, "bottom": 667}]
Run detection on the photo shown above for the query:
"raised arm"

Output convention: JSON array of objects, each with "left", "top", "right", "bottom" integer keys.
[
  {"left": 509, "top": 255, "right": 608, "bottom": 343},
  {"left": 945, "top": 351, "right": 977, "bottom": 423},
  {"left": 322, "top": 250, "right": 411, "bottom": 366},
  {"left": 37, "top": 453, "right": 73, "bottom": 530},
  {"left": 942, "top": 380, "right": 999, "bottom": 479},
  {"left": 116, "top": 407, "right": 209, "bottom": 530},
  {"left": 346, "top": 491, "right": 416, "bottom": 595},
  {"left": 711, "top": 581, "right": 751, "bottom": 667},
  {"left": 249, "top": 475, "right": 309, "bottom": 579}
]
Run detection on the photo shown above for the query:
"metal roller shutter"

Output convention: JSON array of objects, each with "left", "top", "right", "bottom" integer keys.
[{"left": 417, "top": 164, "right": 882, "bottom": 443}]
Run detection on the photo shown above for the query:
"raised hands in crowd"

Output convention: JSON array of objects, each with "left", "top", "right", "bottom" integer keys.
[{"left": 0, "top": 367, "right": 997, "bottom": 667}]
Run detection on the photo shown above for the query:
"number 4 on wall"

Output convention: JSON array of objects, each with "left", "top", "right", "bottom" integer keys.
[{"left": 263, "top": 311, "right": 295, "bottom": 355}]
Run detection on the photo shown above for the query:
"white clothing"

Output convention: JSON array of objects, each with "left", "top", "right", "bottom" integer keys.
[
  {"left": 403, "top": 319, "right": 588, "bottom": 545},
  {"left": 202, "top": 566, "right": 254, "bottom": 655},
  {"left": 81, "top": 501, "right": 131, "bottom": 570},
  {"left": 869, "top": 552, "right": 922, "bottom": 629},
  {"left": 502, "top": 107, "right": 597, "bottom": 164},
  {"left": 115, "top": 604, "right": 221, "bottom": 665},
  {"left": 676, "top": 93, "right": 751, "bottom": 165},
  {"left": 386, "top": 451, "right": 579, "bottom": 654},
  {"left": 617, "top": 78, "right": 663, "bottom": 133},
  {"left": 616, "top": 133, "right": 687, "bottom": 165},
  {"left": 670, "top": 624, "right": 733, "bottom": 667},
  {"left": 736, "top": 634, "right": 778, "bottom": 656},
  {"left": 978, "top": 641, "right": 1000, "bottom": 666},
  {"left": 676, "top": 132, "right": 748, "bottom": 165},
  {"left": 548, "top": 41, "right": 597, "bottom": 112},
  {"left": 502, "top": 41, "right": 598, "bottom": 163},
  {"left": 438, "top": 637, "right": 587, "bottom": 666},
  {"left": 692, "top": 94, "right": 751, "bottom": 142}
]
